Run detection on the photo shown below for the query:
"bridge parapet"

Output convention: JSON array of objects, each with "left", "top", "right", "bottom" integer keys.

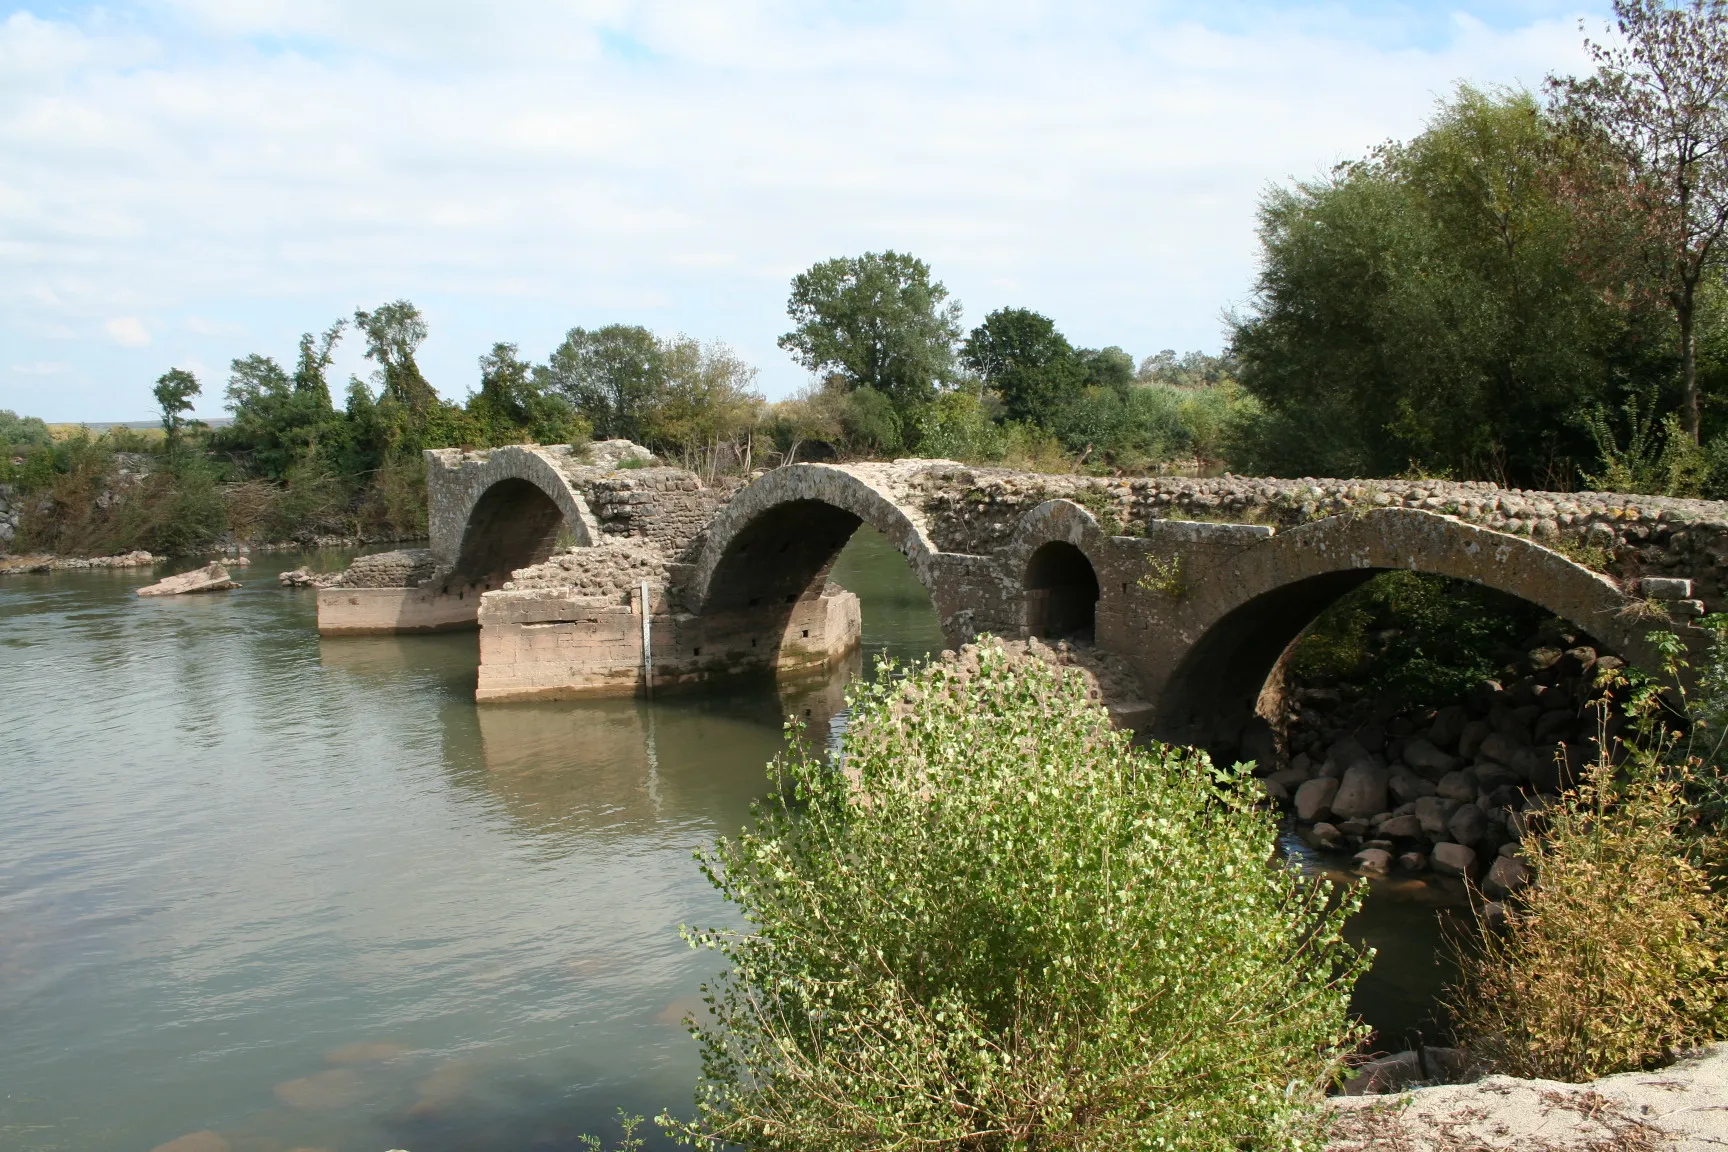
[{"left": 896, "top": 466, "right": 1728, "bottom": 613}]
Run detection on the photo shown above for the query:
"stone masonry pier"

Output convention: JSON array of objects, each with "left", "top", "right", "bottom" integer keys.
[{"left": 314, "top": 445, "right": 1728, "bottom": 762}]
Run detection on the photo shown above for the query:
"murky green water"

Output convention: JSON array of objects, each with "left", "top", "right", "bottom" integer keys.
[{"left": 0, "top": 528, "right": 1454, "bottom": 1152}]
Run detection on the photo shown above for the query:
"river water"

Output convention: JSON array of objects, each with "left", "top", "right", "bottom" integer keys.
[{"left": 0, "top": 529, "right": 1460, "bottom": 1152}]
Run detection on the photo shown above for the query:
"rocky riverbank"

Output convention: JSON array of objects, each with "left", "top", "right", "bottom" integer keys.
[
  {"left": 0, "top": 550, "right": 160, "bottom": 574},
  {"left": 1259, "top": 622, "right": 1624, "bottom": 908},
  {"left": 1328, "top": 1043, "right": 1728, "bottom": 1150}
]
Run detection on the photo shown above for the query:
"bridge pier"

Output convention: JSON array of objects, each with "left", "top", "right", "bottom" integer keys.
[{"left": 474, "top": 581, "right": 861, "bottom": 701}]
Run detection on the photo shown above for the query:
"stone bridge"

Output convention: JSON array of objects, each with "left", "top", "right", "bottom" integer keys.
[{"left": 314, "top": 443, "right": 1728, "bottom": 761}]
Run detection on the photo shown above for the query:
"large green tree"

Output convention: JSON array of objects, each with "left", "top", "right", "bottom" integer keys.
[
  {"left": 353, "top": 300, "right": 437, "bottom": 410},
  {"left": 535, "top": 324, "right": 664, "bottom": 442},
  {"left": 778, "top": 251, "right": 963, "bottom": 419},
  {"left": 960, "top": 307, "right": 1085, "bottom": 427},
  {"left": 1231, "top": 86, "right": 1669, "bottom": 484}
]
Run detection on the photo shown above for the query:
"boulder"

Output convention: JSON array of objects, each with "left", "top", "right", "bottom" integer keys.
[
  {"left": 1354, "top": 722, "right": 1386, "bottom": 753},
  {"left": 1431, "top": 841, "right": 1478, "bottom": 878},
  {"left": 1303, "top": 822, "right": 1344, "bottom": 851},
  {"left": 1397, "top": 851, "right": 1429, "bottom": 872},
  {"left": 1436, "top": 770, "right": 1478, "bottom": 801},
  {"left": 1258, "top": 777, "right": 1289, "bottom": 801},
  {"left": 1481, "top": 900, "right": 1509, "bottom": 930},
  {"left": 1336, "top": 818, "right": 1372, "bottom": 839},
  {"left": 1478, "top": 732, "right": 1526, "bottom": 767},
  {"left": 1414, "top": 796, "right": 1461, "bottom": 838},
  {"left": 1267, "top": 765, "right": 1311, "bottom": 792},
  {"left": 1354, "top": 848, "right": 1394, "bottom": 877},
  {"left": 1446, "top": 803, "right": 1489, "bottom": 848},
  {"left": 1294, "top": 777, "right": 1340, "bottom": 822},
  {"left": 1324, "top": 737, "right": 1375, "bottom": 776},
  {"left": 1378, "top": 814, "right": 1426, "bottom": 843},
  {"left": 1483, "top": 855, "right": 1531, "bottom": 900},
  {"left": 1560, "top": 646, "right": 1598, "bottom": 676},
  {"left": 1388, "top": 767, "right": 1436, "bottom": 804},
  {"left": 1428, "top": 705, "right": 1469, "bottom": 752},
  {"left": 1458, "top": 720, "right": 1492, "bottom": 760},
  {"left": 137, "top": 562, "right": 239, "bottom": 597},
  {"left": 1331, "top": 763, "right": 1390, "bottom": 820},
  {"left": 1473, "top": 761, "right": 1520, "bottom": 790},
  {"left": 1401, "top": 737, "right": 1458, "bottom": 776},
  {"left": 1527, "top": 645, "right": 1564, "bottom": 671}
]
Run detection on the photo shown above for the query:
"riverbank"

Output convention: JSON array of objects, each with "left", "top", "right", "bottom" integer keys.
[{"left": 1329, "top": 1044, "right": 1728, "bottom": 1150}]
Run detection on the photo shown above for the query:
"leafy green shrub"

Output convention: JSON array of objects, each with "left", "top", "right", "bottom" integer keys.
[
  {"left": 914, "top": 390, "right": 1006, "bottom": 462},
  {"left": 666, "top": 643, "right": 1369, "bottom": 1150}
]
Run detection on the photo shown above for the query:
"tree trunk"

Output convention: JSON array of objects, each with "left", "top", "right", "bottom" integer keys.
[{"left": 1681, "top": 281, "right": 1701, "bottom": 442}]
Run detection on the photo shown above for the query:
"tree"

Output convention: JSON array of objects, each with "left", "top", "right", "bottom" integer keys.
[
  {"left": 153, "top": 368, "right": 201, "bottom": 456},
  {"left": 353, "top": 300, "right": 437, "bottom": 409},
  {"left": 778, "top": 251, "right": 963, "bottom": 419},
  {"left": 1079, "top": 344, "right": 1136, "bottom": 395},
  {"left": 1231, "top": 86, "right": 1660, "bottom": 484},
  {"left": 648, "top": 336, "right": 763, "bottom": 474},
  {"left": 467, "top": 342, "right": 589, "bottom": 447},
  {"left": 536, "top": 324, "right": 664, "bottom": 442},
  {"left": 0, "top": 410, "right": 52, "bottom": 450},
  {"left": 291, "top": 319, "right": 345, "bottom": 409},
  {"left": 960, "top": 307, "right": 1085, "bottom": 428},
  {"left": 1552, "top": 0, "right": 1728, "bottom": 441}
]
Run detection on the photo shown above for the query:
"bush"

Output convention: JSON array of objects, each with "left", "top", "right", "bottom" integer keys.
[
  {"left": 914, "top": 391, "right": 1006, "bottom": 462},
  {"left": 1446, "top": 749, "right": 1728, "bottom": 1081},
  {"left": 666, "top": 643, "right": 1369, "bottom": 1150}
]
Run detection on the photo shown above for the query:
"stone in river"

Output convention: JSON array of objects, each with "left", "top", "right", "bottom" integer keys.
[
  {"left": 1414, "top": 795, "right": 1460, "bottom": 838},
  {"left": 324, "top": 1040, "right": 409, "bottom": 1064},
  {"left": 1294, "top": 777, "right": 1339, "bottom": 821},
  {"left": 1458, "top": 720, "right": 1492, "bottom": 760},
  {"left": 1303, "top": 822, "right": 1343, "bottom": 851},
  {"left": 1331, "top": 763, "right": 1389, "bottom": 820},
  {"left": 1353, "top": 848, "right": 1393, "bottom": 877},
  {"left": 1436, "top": 770, "right": 1478, "bottom": 801},
  {"left": 1446, "top": 802, "right": 1489, "bottom": 848},
  {"left": 1483, "top": 856, "right": 1531, "bottom": 900},
  {"left": 149, "top": 1134, "right": 231, "bottom": 1152},
  {"left": 1388, "top": 767, "right": 1435, "bottom": 804},
  {"left": 1397, "top": 851, "right": 1429, "bottom": 872},
  {"left": 1431, "top": 841, "right": 1478, "bottom": 877},
  {"left": 1378, "top": 814, "right": 1425, "bottom": 843},
  {"left": 136, "top": 561, "right": 238, "bottom": 597},
  {"left": 274, "top": 1067, "right": 367, "bottom": 1111},
  {"left": 1402, "top": 737, "right": 1457, "bottom": 775}
]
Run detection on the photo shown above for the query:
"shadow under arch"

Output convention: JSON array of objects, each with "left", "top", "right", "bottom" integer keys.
[
  {"left": 685, "top": 465, "right": 945, "bottom": 678},
  {"left": 1025, "top": 540, "right": 1100, "bottom": 640},
  {"left": 449, "top": 478, "right": 568, "bottom": 590},
  {"left": 1150, "top": 508, "right": 1669, "bottom": 758}
]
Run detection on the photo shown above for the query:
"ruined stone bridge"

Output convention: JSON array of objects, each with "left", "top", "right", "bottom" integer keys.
[{"left": 314, "top": 441, "right": 1728, "bottom": 762}]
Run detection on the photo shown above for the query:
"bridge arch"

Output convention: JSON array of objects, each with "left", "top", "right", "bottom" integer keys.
[
  {"left": 1004, "top": 499, "right": 1113, "bottom": 642},
  {"left": 1150, "top": 507, "right": 1671, "bottom": 754},
  {"left": 688, "top": 464, "right": 942, "bottom": 616},
  {"left": 436, "top": 449, "right": 596, "bottom": 590}
]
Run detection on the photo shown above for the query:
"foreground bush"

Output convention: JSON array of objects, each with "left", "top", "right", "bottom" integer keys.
[
  {"left": 1447, "top": 747, "right": 1728, "bottom": 1081},
  {"left": 665, "top": 642, "right": 1369, "bottom": 1151}
]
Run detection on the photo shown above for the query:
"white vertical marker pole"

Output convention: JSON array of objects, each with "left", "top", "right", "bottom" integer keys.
[{"left": 640, "top": 580, "right": 653, "bottom": 700}]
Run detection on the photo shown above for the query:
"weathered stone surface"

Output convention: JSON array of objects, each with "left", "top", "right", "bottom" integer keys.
[
  {"left": 1354, "top": 848, "right": 1394, "bottom": 877},
  {"left": 1295, "top": 777, "right": 1340, "bottom": 822},
  {"left": 1483, "top": 855, "right": 1531, "bottom": 900},
  {"left": 1331, "top": 763, "right": 1390, "bottom": 820},
  {"left": 1388, "top": 767, "right": 1436, "bottom": 804},
  {"left": 1436, "top": 770, "right": 1478, "bottom": 801},
  {"left": 137, "top": 562, "right": 238, "bottom": 597},
  {"left": 1446, "top": 802, "right": 1489, "bottom": 848},
  {"left": 1458, "top": 720, "right": 1492, "bottom": 760},
  {"left": 1477, "top": 732, "right": 1527, "bottom": 768},
  {"left": 1415, "top": 796, "right": 1461, "bottom": 838},
  {"left": 1431, "top": 841, "right": 1478, "bottom": 877},
  {"left": 1377, "top": 814, "right": 1426, "bottom": 843},
  {"left": 1402, "top": 737, "right": 1457, "bottom": 775}
]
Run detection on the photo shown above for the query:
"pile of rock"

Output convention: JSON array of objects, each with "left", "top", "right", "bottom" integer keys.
[
  {"left": 502, "top": 538, "right": 671, "bottom": 601},
  {"left": 933, "top": 636, "right": 1155, "bottom": 730},
  {"left": 1263, "top": 635, "right": 1623, "bottom": 900},
  {"left": 1, "top": 550, "right": 160, "bottom": 573},
  {"left": 0, "top": 483, "right": 16, "bottom": 548}
]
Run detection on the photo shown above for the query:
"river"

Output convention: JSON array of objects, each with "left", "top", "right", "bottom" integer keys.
[{"left": 0, "top": 528, "right": 1460, "bottom": 1152}]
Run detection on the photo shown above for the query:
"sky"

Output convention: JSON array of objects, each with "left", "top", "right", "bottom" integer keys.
[{"left": 1, "top": 0, "right": 1614, "bottom": 423}]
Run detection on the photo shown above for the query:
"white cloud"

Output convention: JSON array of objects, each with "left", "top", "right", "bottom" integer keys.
[
  {"left": 10, "top": 360, "right": 70, "bottom": 375},
  {"left": 104, "top": 316, "right": 150, "bottom": 346},
  {"left": 0, "top": 1, "right": 1606, "bottom": 419}
]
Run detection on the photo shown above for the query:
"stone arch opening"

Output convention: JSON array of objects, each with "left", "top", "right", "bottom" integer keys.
[
  {"left": 450, "top": 478, "right": 568, "bottom": 590},
  {"left": 696, "top": 493, "right": 942, "bottom": 681},
  {"left": 1024, "top": 541, "right": 1100, "bottom": 641}
]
